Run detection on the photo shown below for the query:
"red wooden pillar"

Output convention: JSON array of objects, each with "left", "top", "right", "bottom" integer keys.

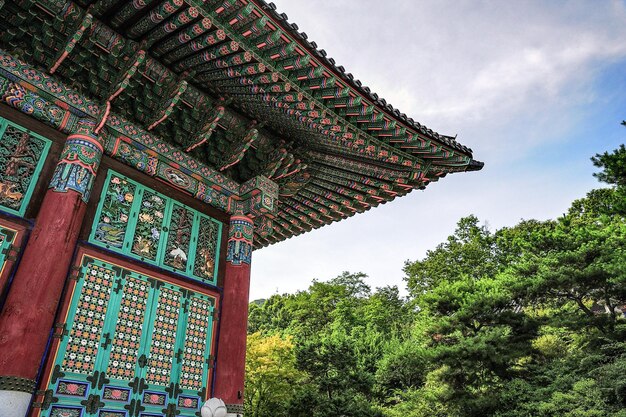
[
  {"left": 0, "top": 119, "right": 104, "bottom": 417},
  {"left": 213, "top": 214, "right": 254, "bottom": 416}
]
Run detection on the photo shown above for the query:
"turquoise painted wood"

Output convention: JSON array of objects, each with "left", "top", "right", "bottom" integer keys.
[
  {"left": 89, "top": 170, "right": 222, "bottom": 286},
  {"left": 0, "top": 224, "right": 17, "bottom": 275},
  {"left": 42, "top": 256, "right": 216, "bottom": 417},
  {"left": 0, "top": 116, "right": 52, "bottom": 217}
]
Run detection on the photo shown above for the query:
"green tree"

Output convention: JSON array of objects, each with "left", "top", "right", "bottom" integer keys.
[
  {"left": 244, "top": 332, "right": 302, "bottom": 417},
  {"left": 592, "top": 143, "right": 626, "bottom": 187},
  {"left": 286, "top": 272, "right": 370, "bottom": 337},
  {"left": 248, "top": 294, "right": 294, "bottom": 334},
  {"left": 375, "top": 338, "right": 429, "bottom": 397},
  {"left": 362, "top": 286, "right": 410, "bottom": 337},
  {"left": 509, "top": 192, "right": 626, "bottom": 333},
  {"left": 404, "top": 215, "right": 501, "bottom": 297},
  {"left": 383, "top": 366, "right": 461, "bottom": 417},
  {"left": 245, "top": 141, "right": 626, "bottom": 416},
  {"left": 404, "top": 216, "right": 540, "bottom": 415},
  {"left": 537, "top": 379, "right": 616, "bottom": 417}
]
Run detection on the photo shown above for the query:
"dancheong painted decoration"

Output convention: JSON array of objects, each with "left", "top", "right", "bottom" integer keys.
[
  {"left": 0, "top": 225, "right": 16, "bottom": 277},
  {"left": 0, "top": 116, "right": 51, "bottom": 217},
  {"left": 42, "top": 255, "right": 216, "bottom": 417},
  {"left": 90, "top": 170, "right": 222, "bottom": 285},
  {"left": 0, "top": 0, "right": 482, "bottom": 248},
  {"left": 0, "top": 0, "right": 482, "bottom": 416},
  {"left": 0, "top": 220, "right": 21, "bottom": 295}
]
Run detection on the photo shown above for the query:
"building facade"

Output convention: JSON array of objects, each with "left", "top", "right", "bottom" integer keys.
[{"left": 0, "top": 1, "right": 482, "bottom": 416}]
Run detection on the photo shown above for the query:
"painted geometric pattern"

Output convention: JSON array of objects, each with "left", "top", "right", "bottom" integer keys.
[
  {"left": 93, "top": 174, "right": 136, "bottom": 249},
  {"left": 0, "top": 48, "right": 237, "bottom": 196},
  {"left": 179, "top": 296, "right": 212, "bottom": 391},
  {"left": 0, "top": 119, "right": 51, "bottom": 216},
  {"left": 106, "top": 275, "right": 150, "bottom": 380},
  {"left": 131, "top": 189, "right": 166, "bottom": 261},
  {"left": 145, "top": 287, "right": 181, "bottom": 386},
  {"left": 90, "top": 170, "right": 222, "bottom": 285},
  {"left": 43, "top": 256, "right": 218, "bottom": 417},
  {"left": 61, "top": 262, "right": 114, "bottom": 374}
]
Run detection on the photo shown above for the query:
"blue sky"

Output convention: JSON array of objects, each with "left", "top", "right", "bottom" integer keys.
[{"left": 249, "top": 0, "right": 626, "bottom": 300}]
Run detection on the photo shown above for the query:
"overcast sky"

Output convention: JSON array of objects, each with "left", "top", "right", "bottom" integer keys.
[{"left": 249, "top": 0, "right": 626, "bottom": 300}]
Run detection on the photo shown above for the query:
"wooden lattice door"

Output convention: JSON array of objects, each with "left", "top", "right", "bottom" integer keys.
[
  {"left": 0, "top": 220, "right": 24, "bottom": 296},
  {"left": 39, "top": 255, "right": 216, "bottom": 417}
]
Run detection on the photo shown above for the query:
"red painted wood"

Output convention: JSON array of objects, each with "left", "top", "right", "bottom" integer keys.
[
  {"left": 31, "top": 247, "right": 81, "bottom": 416},
  {"left": 213, "top": 261, "right": 251, "bottom": 405},
  {"left": 0, "top": 189, "right": 86, "bottom": 380}
]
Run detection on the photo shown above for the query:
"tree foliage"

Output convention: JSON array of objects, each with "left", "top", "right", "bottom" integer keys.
[
  {"left": 245, "top": 136, "right": 626, "bottom": 417},
  {"left": 592, "top": 143, "right": 626, "bottom": 187},
  {"left": 244, "top": 333, "right": 302, "bottom": 417}
]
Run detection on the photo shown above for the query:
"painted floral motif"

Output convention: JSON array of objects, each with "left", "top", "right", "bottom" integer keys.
[
  {"left": 50, "top": 406, "right": 82, "bottom": 417},
  {"left": 0, "top": 123, "right": 50, "bottom": 214},
  {"left": 131, "top": 190, "right": 166, "bottom": 261},
  {"left": 99, "top": 411, "right": 126, "bottom": 417},
  {"left": 145, "top": 287, "right": 180, "bottom": 386},
  {"left": 56, "top": 380, "right": 88, "bottom": 397},
  {"left": 103, "top": 386, "right": 131, "bottom": 402},
  {"left": 163, "top": 205, "right": 193, "bottom": 271},
  {"left": 62, "top": 262, "right": 114, "bottom": 374},
  {"left": 111, "top": 141, "right": 157, "bottom": 177},
  {"left": 179, "top": 296, "right": 211, "bottom": 390},
  {"left": 142, "top": 391, "right": 167, "bottom": 405},
  {"left": 106, "top": 275, "right": 150, "bottom": 379},
  {"left": 90, "top": 171, "right": 222, "bottom": 284},
  {"left": 178, "top": 395, "right": 200, "bottom": 409},
  {"left": 93, "top": 175, "right": 136, "bottom": 248},
  {"left": 44, "top": 257, "right": 219, "bottom": 415}
]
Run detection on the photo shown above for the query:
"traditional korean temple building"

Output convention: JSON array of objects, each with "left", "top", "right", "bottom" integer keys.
[{"left": 0, "top": 0, "right": 482, "bottom": 416}]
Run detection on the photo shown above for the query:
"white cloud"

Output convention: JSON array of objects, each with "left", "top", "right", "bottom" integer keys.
[{"left": 249, "top": 0, "right": 626, "bottom": 300}]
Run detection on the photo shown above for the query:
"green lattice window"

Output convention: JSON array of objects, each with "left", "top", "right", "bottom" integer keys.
[
  {"left": 0, "top": 116, "right": 52, "bottom": 217},
  {"left": 89, "top": 170, "right": 222, "bottom": 286}
]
